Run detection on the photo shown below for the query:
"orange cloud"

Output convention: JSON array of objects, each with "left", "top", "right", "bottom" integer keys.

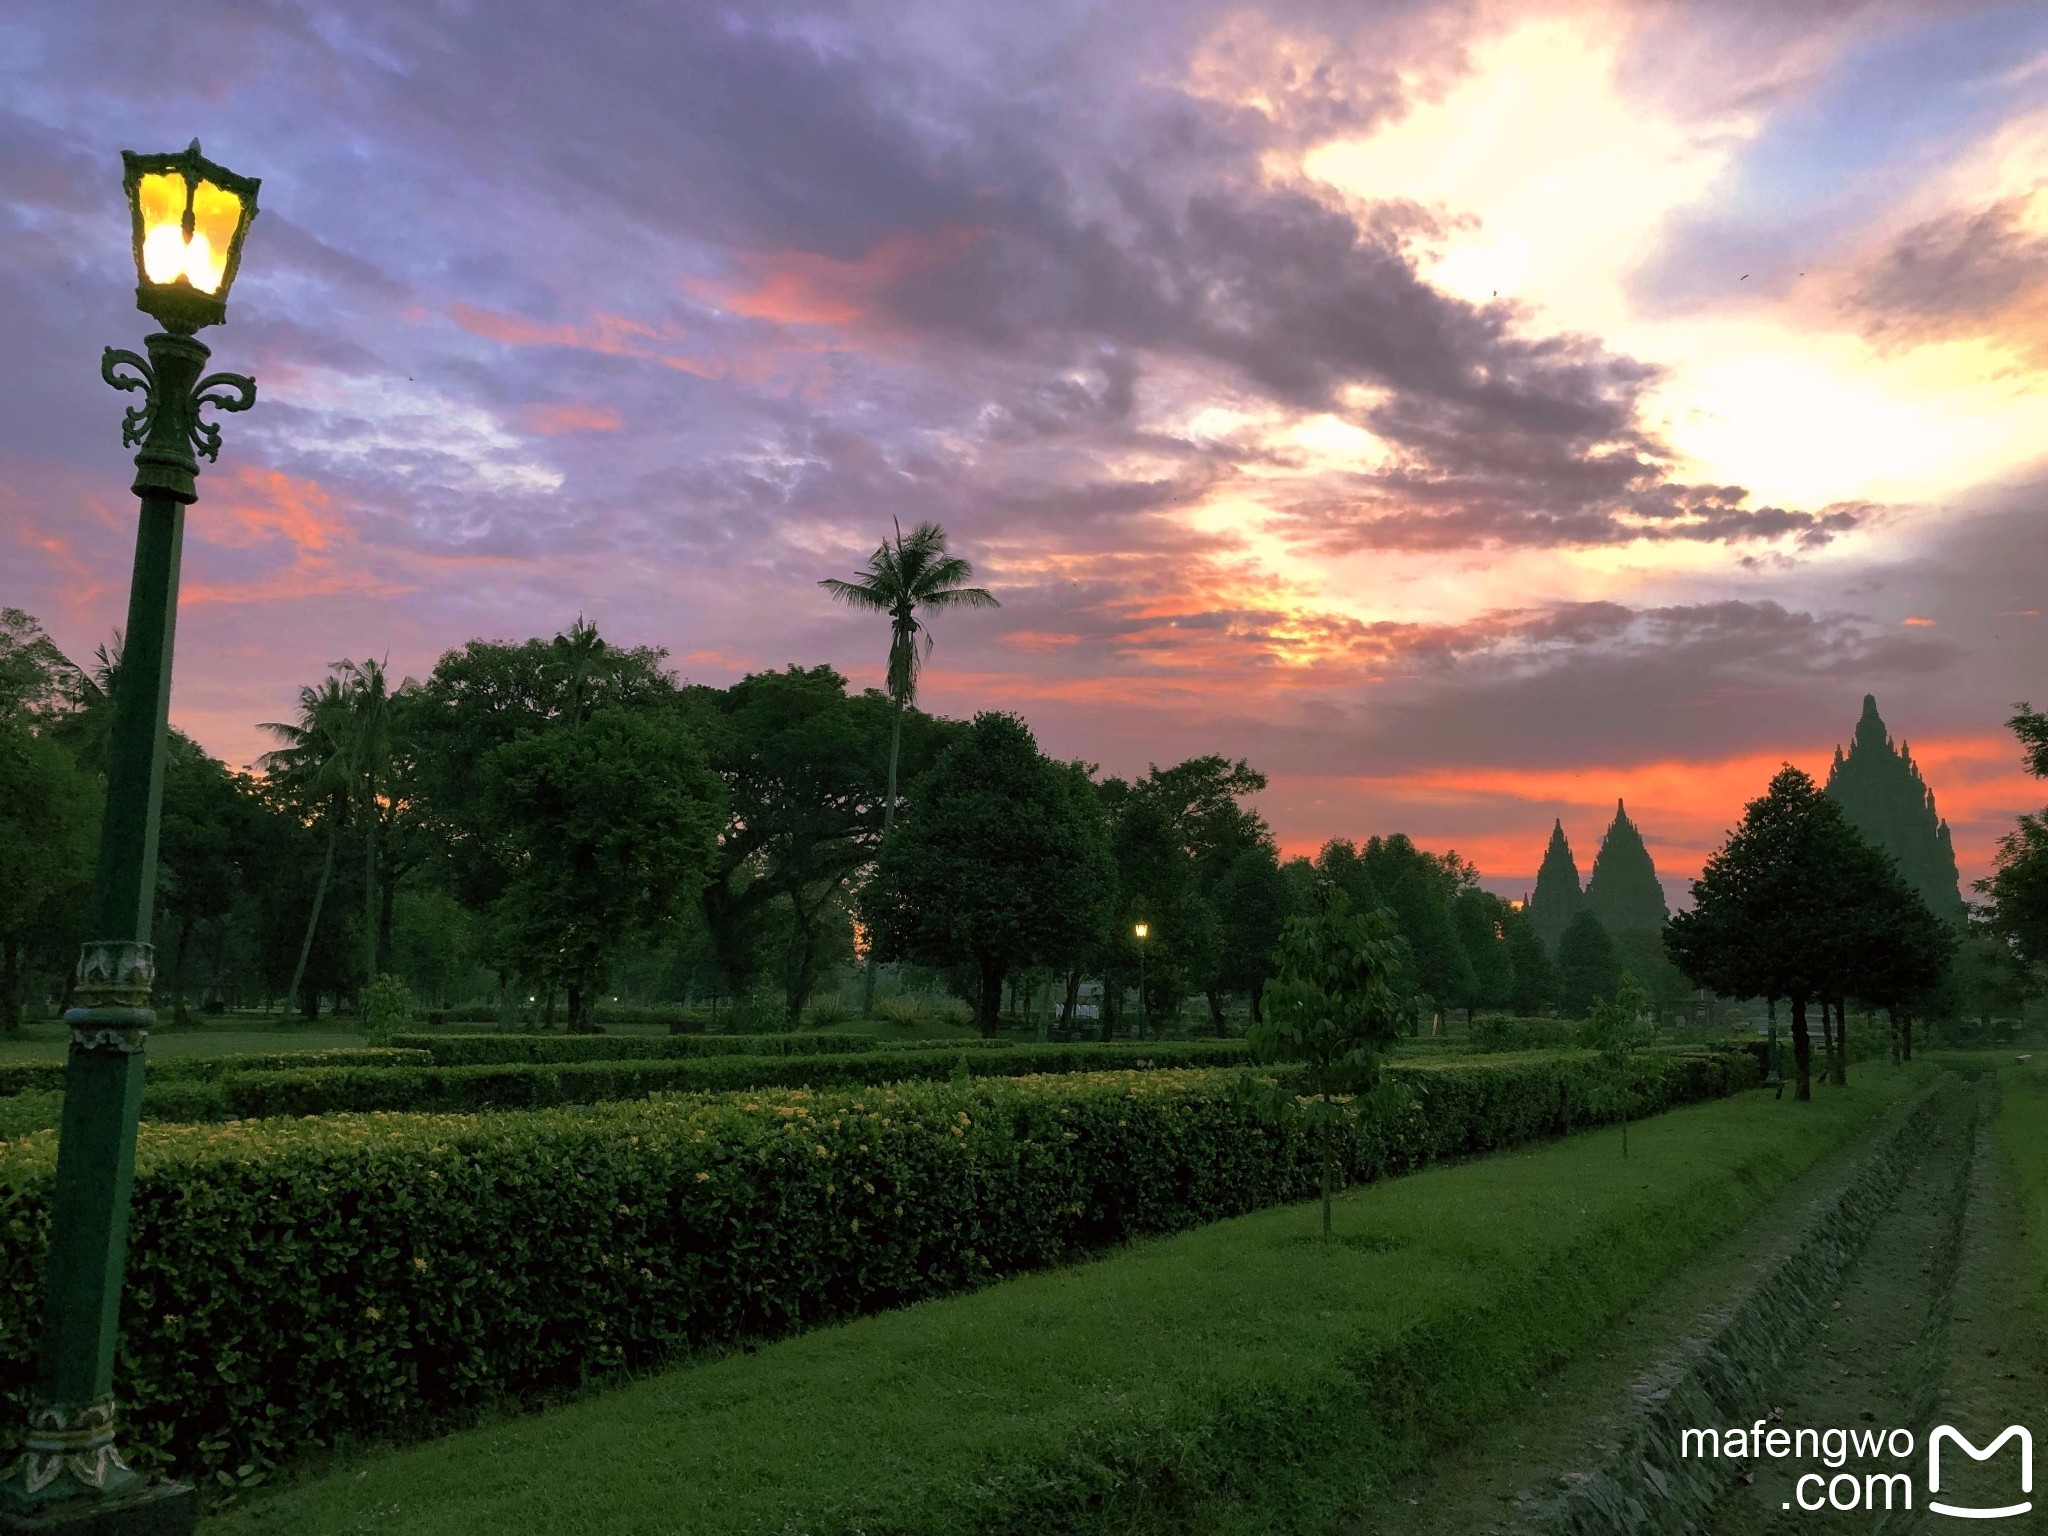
[
  {"left": 450, "top": 302, "right": 724, "bottom": 379},
  {"left": 689, "top": 226, "right": 985, "bottom": 328},
  {"left": 520, "top": 401, "right": 623, "bottom": 435},
  {"left": 193, "top": 464, "right": 345, "bottom": 555},
  {"left": 1903, "top": 615, "right": 1937, "bottom": 626}
]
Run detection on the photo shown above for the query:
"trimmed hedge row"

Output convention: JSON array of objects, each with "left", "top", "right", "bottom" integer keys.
[
  {"left": 389, "top": 1031, "right": 1002, "bottom": 1067},
  {"left": 0, "top": 1049, "right": 433, "bottom": 1100},
  {"left": 0, "top": 1049, "right": 1758, "bottom": 1488},
  {"left": 122, "top": 1042, "right": 1257, "bottom": 1125}
]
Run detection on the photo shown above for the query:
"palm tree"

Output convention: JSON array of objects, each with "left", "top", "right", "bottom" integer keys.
[
  {"left": 820, "top": 520, "right": 998, "bottom": 1008},
  {"left": 337, "top": 657, "right": 392, "bottom": 989},
  {"left": 259, "top": 672, "right": 359, "bottom": 1018}
]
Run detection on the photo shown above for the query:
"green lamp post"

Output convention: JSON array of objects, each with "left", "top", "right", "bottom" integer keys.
[
  {"left": 1133, "top": 922, "right": 1148, "bottom": 1041},
  {"left": 0, "top": 140, "right": 259, "bottom": 1536}
]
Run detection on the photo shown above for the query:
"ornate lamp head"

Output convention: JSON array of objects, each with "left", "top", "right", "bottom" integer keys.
[
  {"left": 1134, "top": 922, "right": 1149, "bottom": 940},
  {"left": 121, "top": 140, "right": 260, "bottom": 334}
]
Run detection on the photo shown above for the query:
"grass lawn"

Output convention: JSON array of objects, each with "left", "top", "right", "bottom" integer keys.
[{"left": 207, "top": 1066, "right": 1924, "bottom": 1536}]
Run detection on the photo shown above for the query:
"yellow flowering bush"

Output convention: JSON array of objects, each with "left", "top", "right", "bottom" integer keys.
[{"left": 0, "top": 1050, "right": 1753, "bottom": 1490}]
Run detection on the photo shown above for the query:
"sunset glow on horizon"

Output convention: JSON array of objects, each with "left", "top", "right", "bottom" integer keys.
[{"left": 5, "top": 0, "right": 2045, "bottom": 901}]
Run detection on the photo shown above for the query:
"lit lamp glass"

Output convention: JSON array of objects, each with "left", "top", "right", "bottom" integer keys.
[
  {"left": 1133, "top": 923, "right": 1148, "bottom": 939},
  {"left": 122, "top": 140, "right": 260, "bottom": 333}
]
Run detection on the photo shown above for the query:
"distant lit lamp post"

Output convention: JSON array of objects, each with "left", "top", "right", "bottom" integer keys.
[
  {"left": 1133, "top": 922, "right": 1149, "bottom": 1040},
  {"left": 1, "top": 141, "right": 258, "bottom": 1536}
]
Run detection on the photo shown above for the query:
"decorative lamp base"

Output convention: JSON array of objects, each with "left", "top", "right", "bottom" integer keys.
[{"left": 0, "top": 1483, "right": 193, "bottom": 1536}]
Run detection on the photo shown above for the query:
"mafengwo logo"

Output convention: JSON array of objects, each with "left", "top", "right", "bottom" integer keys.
[
  {"left": 1680, "top": 1421, "right": 2033, "bottom": 1517},
  {"left": 1928, "top": 1426, "right": 2032, "bottom": 1521}
]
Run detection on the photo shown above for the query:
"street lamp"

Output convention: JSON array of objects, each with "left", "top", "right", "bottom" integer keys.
[
  {"left": 1, "top": 140, "right": 259, "bottom": 1536},
  {"left": 1133, "top": 922, "right": 1149, "bottom": 1040}
]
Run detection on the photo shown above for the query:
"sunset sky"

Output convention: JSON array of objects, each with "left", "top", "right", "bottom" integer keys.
[{"left": 4, "top": 0, "right": 2046, "bottom": 904}]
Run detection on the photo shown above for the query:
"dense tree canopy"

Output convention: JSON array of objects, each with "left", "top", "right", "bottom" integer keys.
[{"left": 862, "top": 713, "right": 1113, "bottom": 1028}]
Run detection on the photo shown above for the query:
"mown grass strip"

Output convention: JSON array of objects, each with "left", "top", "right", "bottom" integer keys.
[{"left": 207, "top": 1068, "right": 1914, "bottom": 1536}]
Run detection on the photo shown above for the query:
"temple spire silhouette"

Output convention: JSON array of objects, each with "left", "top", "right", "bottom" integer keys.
[{"left": 1823, "top": 694, "right": 1963, "bottom": 918}]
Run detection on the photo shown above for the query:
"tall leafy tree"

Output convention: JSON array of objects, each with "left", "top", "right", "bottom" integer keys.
[
  {"left": 0, "top": 720, "right": 99, "bottom": 1034},
  {"left": 1502, "top": 901, "right": 1558, "bottom": 1016},
  {"left": 0, "top": 609, "right": 83, "bottom": 724},
  {"left": 153, "top": 736, "right": 258, "bottom": 1026},
  {"left": 1360, "top": 834, "right": 1476, "bottom": 1025},
  {"left": 1214, "top": 845, "right": 1293, "bottom": 1027},
  {"left": 678, "top": 666, "right": 956, "bottom": 1023},
  {"left": 1555, "top": 910, "right": 1623, "bottom": 1019},
  {"left": 483, "top": 707, "right": 723, "bottom": 1032},
  {"left": 1977, "top": 702, "right": 2048, "bottom": 974},
  {"left": 2008, "top": 703, "right": 2048, "bottom": 779},
  {"left": 861, "top": 713, "right": 1111, "bottom": 1028},
  {"left": 259, "top": 672, "right": 359, "bottom": 1017},
  {"left": 406, "top": 622, "right": 678, "bottom": 1013},
  {"left": 1450, "top": 886, "right": 1516, "bottom": 1022},
  {"left": 1666, "top": 765, "right": 1877, "bottom": 1100},
  {"left": 1247, "top": 884, "right": 1415, "bottom": 1240}
]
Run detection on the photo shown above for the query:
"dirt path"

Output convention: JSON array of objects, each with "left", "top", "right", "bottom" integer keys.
[
  {"left": 1698, "top": 1081, "right": 1977, "bottom": 1533},
  {"left": 1332, "top": 1067, "right": 2043, "bottom": 1536}
]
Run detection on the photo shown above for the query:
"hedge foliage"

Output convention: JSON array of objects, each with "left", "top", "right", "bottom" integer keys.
[
  {"left": 0, "top": 1049, "right": 1756, "bottom": 1489},
  {"left": 389, "top": 1031, "right": 1004, "bottom": 1067},
  {"left": 133, "top": 1042, "right": 1257, "bottom": 1125},
  {"left": 0, "top": 1049, "right": 433, "bottom": 1100}
]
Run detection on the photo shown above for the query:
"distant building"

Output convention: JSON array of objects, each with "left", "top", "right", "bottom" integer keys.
[
  {"left": 1527, "top": 819, "right": 1584, "bottom": 954},
  {"left": 1584, "top": 799, "right": 1670, "bottom": 936},
  {"left": 1824, "top": 694, "right": 1964, "bottom": 919}
]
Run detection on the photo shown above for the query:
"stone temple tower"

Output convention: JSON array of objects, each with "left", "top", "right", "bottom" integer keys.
[
  {"left": 1823, "top": 694, "right": 1964, "bottom": 919},
  {"left": 1584, "top": 799, "right": 1670, "bottom": 936}
]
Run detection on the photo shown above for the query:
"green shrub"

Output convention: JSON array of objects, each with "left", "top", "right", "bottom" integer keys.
[
  {"left": 361, "top": 976, "right": 417, "bottom": 1047},
  {"left": 0, "top": 1050, "right": 1757, "bottom": 1488},
  {"left": 800, "top": 995, "right": 855, "bottom": 1028},
  {"left": 386, "top": 1032, "right": 1007, "bottom": 1068},
  {"left": 1469, "top": 1015, "right": 1578, "bottom": 1052},
  {"left": 875, "top": 993, "right": 972, "bottom": 1028}
]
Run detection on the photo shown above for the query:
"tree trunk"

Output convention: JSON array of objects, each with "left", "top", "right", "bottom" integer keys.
[
  {"left": 1766, "top": 996, "right": 1779, "bottom": 1085},
  {"left": 1250, "top": 976, "right": 1265, "bottom": 1027},
  {"left": 566, "top": 978, "right": 585, "bottom": 1034},
  {"left": 363, "top": 791, "right": 378, "bottom": 988},
  {"left": 977, "top": 956, "right": 1003, "bottom": 1036},
  {"left": 1888, "top": 1004, "right": 1900, "bottom": 1065},
  {"left": 1060, "top": 967, "right": 1079, "bottom": 1033},
  {"left": 861, "top": 703, "right": 905, "bottom": 1019},
  {"left": 1790, "top": 994, "right": 1812, "bottom": 1101},
  {"left": 1320, "top": 1151, "right": 1334, "bottom": 1242},
  {"left": 287, "top": 818, "right": 339, "bottom": 1022},
  {"left": 1831, "top": 994, "right": 1848, "bottom": 1085},
  {"left": 1207, "top": 986, "right": 1227, "bottom": 1037},
  {"left": 543, "top": 984, "right": 557, "bottom": 1030},
  {"left": 1901, "top": 1012, "right": 1913, "bottom": 1061},
  {"left": 377, "top": 846, "right": 401, "bottom": 986},
  {"left": 1, "top": 939, "right": 22, "bottom": 1038},
  {"left": 497, "top": 967, "right": 515, "bottom": 1033},
  {"left": 170, "top": 909, "right": 196, "bottom": 1029}
]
